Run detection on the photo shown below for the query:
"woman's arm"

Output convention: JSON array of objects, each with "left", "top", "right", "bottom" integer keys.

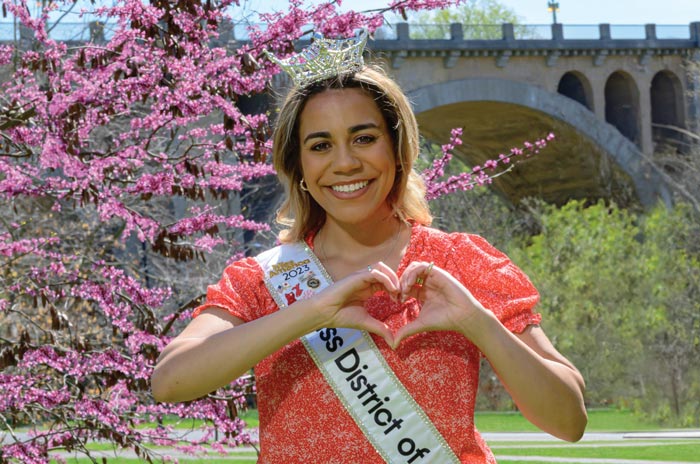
[
  {"left": 152, "top": 263, "right": 399, "bottom": 403},
  {"left": 465, "top": 315, "right": 587, "bottom": 442},
  {"left": 394, "top": 261, "right": 587, "bottom": 442},
  {"left": 152, "top": 301, "right": 324, "bottom": 403}
]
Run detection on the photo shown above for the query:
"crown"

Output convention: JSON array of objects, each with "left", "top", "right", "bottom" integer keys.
[{"left": 264, "top": 30, "right": 368, "bottom": 88}]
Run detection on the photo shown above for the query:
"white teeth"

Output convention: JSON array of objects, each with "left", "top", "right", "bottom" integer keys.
[{"left": 331, "top": 181, "right": 369, "bottom": 193}]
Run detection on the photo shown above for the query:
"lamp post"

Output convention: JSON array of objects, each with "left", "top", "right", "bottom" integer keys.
[{"left": 547, "top": 1, "right": 560, "bottom": 24}]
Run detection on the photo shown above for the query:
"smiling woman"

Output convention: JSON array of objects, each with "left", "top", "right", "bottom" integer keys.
[{"left": 151, "top": 31, "right": 587, "bottom": 463}]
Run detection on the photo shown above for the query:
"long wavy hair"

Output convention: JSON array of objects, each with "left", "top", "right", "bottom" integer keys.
[{"left": 272, "top": 65, "right": 432, "bottom": 243}]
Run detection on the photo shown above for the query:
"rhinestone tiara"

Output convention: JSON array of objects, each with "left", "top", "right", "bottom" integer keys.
[{"left": 264, "top": 30, "right": 368, "bottom": 88}]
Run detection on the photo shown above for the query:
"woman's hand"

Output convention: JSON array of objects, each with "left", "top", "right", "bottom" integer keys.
[
  {"left": 391, "top": 261, "right": 587, "bottom": 441},
  {"left": 309, "top": 261, "right": 400, "bottom": 346},
  {"left": 392, "top": 261, "right": 489, "bottom": 347}
]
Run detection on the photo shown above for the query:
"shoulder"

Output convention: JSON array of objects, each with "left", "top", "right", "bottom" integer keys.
[
  {"left": 411, "top": 225, "right": 502, "bottom": 261},
  {"left": 221, "top": 255, "right": 265, "bottom": 279}
]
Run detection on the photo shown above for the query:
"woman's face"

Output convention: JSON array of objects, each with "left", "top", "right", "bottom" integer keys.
[{"left": 298, "top": 87, "right": 396, "bottom": 228}]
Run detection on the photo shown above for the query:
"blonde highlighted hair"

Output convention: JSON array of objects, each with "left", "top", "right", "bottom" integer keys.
[{"left": 272, "top": 65, "right": 432, "bottom": 242}]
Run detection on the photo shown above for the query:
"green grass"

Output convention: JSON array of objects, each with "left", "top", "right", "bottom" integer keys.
[
  {"left": 475, "top": 407, "right": 660, "bottom": 432},
  {"left": 44, "top": 408, "right": 700, "bottom": 463},
  {"left": 237, "top": 408, "right": 259, "bottom": 428},
  {"left": 133, "top": 409, "right": 259, "bottom": 430},
  {"left": 59, "top": 458, "right": 257, "bottom": 464},
  {"left": 493, "top": 442, "right": 700, "bottom": 461}
]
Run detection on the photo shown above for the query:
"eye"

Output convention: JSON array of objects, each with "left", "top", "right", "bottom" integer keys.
[
  {"left": 310, "top": 141, "right": 331, "bottom": 152},
  {"left": 355, "top": 134, "right": 376, "bottom": 145}
]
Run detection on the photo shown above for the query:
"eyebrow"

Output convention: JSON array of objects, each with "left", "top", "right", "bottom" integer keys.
[{"left": 302, "top": 122, "right": 381, "bottom": 145}]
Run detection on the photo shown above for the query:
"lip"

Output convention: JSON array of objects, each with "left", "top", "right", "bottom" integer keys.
[{"left": 326, "top": 179, "right": 372, "bottom": 198}]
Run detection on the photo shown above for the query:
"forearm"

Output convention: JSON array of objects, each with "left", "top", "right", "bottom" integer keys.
[
  {"left": 462, "top": 312, "right": 587, "bottom": 441},
  {"left": 152, "top": 302, "right": 324, "bottom": 403}
]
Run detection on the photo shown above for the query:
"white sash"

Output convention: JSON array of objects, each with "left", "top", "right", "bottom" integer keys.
[{"left": 256, "top": 242, "right": 460, "bottom": 464}]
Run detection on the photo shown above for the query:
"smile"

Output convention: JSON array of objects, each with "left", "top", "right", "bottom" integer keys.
[{"left": 331, "top": 180, "right": 369, "bottom": 193}]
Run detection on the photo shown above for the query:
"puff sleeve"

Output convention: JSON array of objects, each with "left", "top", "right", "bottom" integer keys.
[
  {"left": 445, "top": 233, "right": 541, "bottom": 333},
  {"left": 192, "top": 257, "right": 272, "bottom": 322}
]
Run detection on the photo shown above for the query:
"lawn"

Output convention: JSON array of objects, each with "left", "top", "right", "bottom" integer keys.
[
  {"left": 46, "top": 408, "right": 700, "bottom": 463},
  {"left": 475, "top": 407, "right": 661, "bottom": 432},
  {"left": 493, "top": 442, "right": 700, "bottom": 461}
]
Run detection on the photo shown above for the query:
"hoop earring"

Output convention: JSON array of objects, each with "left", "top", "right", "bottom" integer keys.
[{"left": 299, "top": 179, "right": 309, "bottom": 192}]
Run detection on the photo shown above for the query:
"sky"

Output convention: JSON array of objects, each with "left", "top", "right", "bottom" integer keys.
[
  {"left": 234, "top": 0, "right": 700, "bottom": 25},
  {"left": 0, "top": 0, "right": 697, "bottom": 29}
]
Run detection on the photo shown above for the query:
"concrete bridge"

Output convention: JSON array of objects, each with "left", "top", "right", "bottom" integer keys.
[
  {"left": 360, "top": 22, "right": 700, "bottom": 206},
  {"left": 4, "top": 20, "right": 700, "bottom": 206}
]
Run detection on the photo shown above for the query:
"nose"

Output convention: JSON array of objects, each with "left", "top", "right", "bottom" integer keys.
[{"left": 332, "top": 144, "right": 362, "bottom": 174}]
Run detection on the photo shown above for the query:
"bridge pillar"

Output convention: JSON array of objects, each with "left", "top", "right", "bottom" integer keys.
[
  {"left": 450, "top": 23, "right": 463, "bottom": 40},
  {"left": 397, "top": 23, "right": 410, "bottom": 41},
  {"left": 690, "top": 23, "right": 700, "bottom": 133},
  {"left": 691, "top": 21, "right": 700, "bottom": 43},
  {"left": 552, "top": 23, "right": 564, "bottom": 41},
  {"left": 592, "top": 82, "right": 606, "bottom": 122},
  {"left": 639, "top": 81, "right": 655, "bottom": 154},
  {"left": 687, "top": 49, "right": 700, "bottom": 133},
  {"left": 502, "top": 23, "right": 515, "bottom": 42},
  {"left": 89, "top": 21, "right": 106, "bottom": 44},
  {"left": 645, "top": 24, "right": 657, "bottom": 40}
]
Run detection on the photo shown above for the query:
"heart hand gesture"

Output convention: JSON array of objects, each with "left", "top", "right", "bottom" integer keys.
[
  {"left": 392, "top": 261, "right": 490, "bottom": 348},
  {"left": 311, "top": 261, "right": 400, "bottom": 346}
]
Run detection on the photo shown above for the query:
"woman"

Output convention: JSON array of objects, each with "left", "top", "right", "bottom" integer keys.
[{"left": 151, "top": 33, "right": 587, "bottom": 463}]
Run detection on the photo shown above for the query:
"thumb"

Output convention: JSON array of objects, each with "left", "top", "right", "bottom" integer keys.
[
  {"left": 390, "top": 320, "right": 427, "bottom": 349},
  {"left": 358, "top": 316, "right": 395, "bottom": 349}
]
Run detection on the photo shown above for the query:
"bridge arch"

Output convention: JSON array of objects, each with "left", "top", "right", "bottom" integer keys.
[
  {"left": 605, "top": 71, "right": 641, "bottom": 146},
  {"left": 557, "top": 71, "right": 593, "bottom": 111},
  {"left": 650, "top": 70, "right": 686, "bottom": 150},
  {"left": 407, "top": 77, "right": 670, "bottom": 207}
]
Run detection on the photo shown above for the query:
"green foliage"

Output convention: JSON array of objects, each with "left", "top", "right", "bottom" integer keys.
[
  {"left": 506, "top": 200, "right": 700, "bottom": 426},
  {"left": 410, "top": 0, "right": 528, "bottom": 39},
  {"left": 414, "top": 0, "right": 521, "bottom": 26},
  {"left": 633, "top": 203, "right": 700, "bottom": 426},
  {"left": 508, "top": 200, "right": 645, "bottom": 405}
]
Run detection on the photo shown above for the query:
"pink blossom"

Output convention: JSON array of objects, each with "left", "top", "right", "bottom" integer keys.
[
  {"left": 0, "top": 0, "right": 471, "bottom": 461},
  {"left": 423, "top": 133, "right": 556, "bottom": 200}
]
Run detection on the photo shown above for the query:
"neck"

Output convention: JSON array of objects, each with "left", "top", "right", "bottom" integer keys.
[
  {"left": 321, "top": 210, "right": 401, "bottom": 248},
  {"left": 316, "top": 214, "right": 407, "bottom": 277}
]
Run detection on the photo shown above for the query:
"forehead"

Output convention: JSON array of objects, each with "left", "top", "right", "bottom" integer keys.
[{"left": 299, "top": 87, "right": 384, "bottom": 134}]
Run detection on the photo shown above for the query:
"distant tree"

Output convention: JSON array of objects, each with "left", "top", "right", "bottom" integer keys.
[
  {"left": 650, "top": 81, "right": 700, "bottom": 212},
  {"left": 638, "top": 202, "right": 700, "bottom": 426},
  {"left": 508, "top": 200, "right": 652, "bottom": 406},
  {"left": 410, "top": 0, "right": 524, "bottom": 39},
  {"left": 507, "top": 199, "right": 700, "bottom": 426}
]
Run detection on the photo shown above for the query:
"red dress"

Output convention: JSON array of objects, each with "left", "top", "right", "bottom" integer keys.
[{"left": 195, "top": 225, "right": 541, "bottom": 463}]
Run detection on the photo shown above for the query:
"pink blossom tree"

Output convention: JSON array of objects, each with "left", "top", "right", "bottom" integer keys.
[{"left": 0, "top": 0, "right": 554, "bottom": 461}]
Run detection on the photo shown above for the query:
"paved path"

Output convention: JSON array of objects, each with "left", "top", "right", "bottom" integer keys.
[
  {"left": 6, "top": 430, "right": 700, "bottom": 462},
  {"left": 495, "top": 458, "right": 700, "bottom": 464},
  {"left": 484, "top": 431, "right": 700, "bottom": 441},
  {"left": 488, "top": 430, "right": 700, "bottom": 464}
]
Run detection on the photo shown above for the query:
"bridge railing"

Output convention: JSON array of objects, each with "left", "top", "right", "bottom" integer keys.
[
  {"left": 386, "top": 22, "right": 698, "bottom": 41},
  {"left": 0, "top": 21, "right": 698, "bottom": 44}
]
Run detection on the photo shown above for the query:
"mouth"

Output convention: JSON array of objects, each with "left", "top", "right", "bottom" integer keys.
[{"left": 330, "top": 180, "right": 370, "bottom": 193}]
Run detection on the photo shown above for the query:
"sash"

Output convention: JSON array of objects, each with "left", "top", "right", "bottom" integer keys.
[{"left": 256, "top": 242, "right": 460, "bottom": 464}]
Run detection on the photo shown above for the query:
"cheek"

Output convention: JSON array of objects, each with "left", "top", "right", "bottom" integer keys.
[{"left": 299, "top": 152, "right": 313, "bottom": 178}]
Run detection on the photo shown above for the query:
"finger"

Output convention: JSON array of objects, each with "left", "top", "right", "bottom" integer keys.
[
  {"left": 399, "top": 261, "right": 435, "bottom": 301},
  {"left": 360, "top": 317, "right": 395, "bottom": 348},
  {"left": 399, "top": 260, "right": 432, "bottom": 286},
  {"left": 367, "top": 261, "right": 400, "bottom": 288},
  {"left": 365, "top": 265, "right": 400, "bottom": 299},
  {"left": 391, "top": 320, "right": 427, "bottom": 348}
]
